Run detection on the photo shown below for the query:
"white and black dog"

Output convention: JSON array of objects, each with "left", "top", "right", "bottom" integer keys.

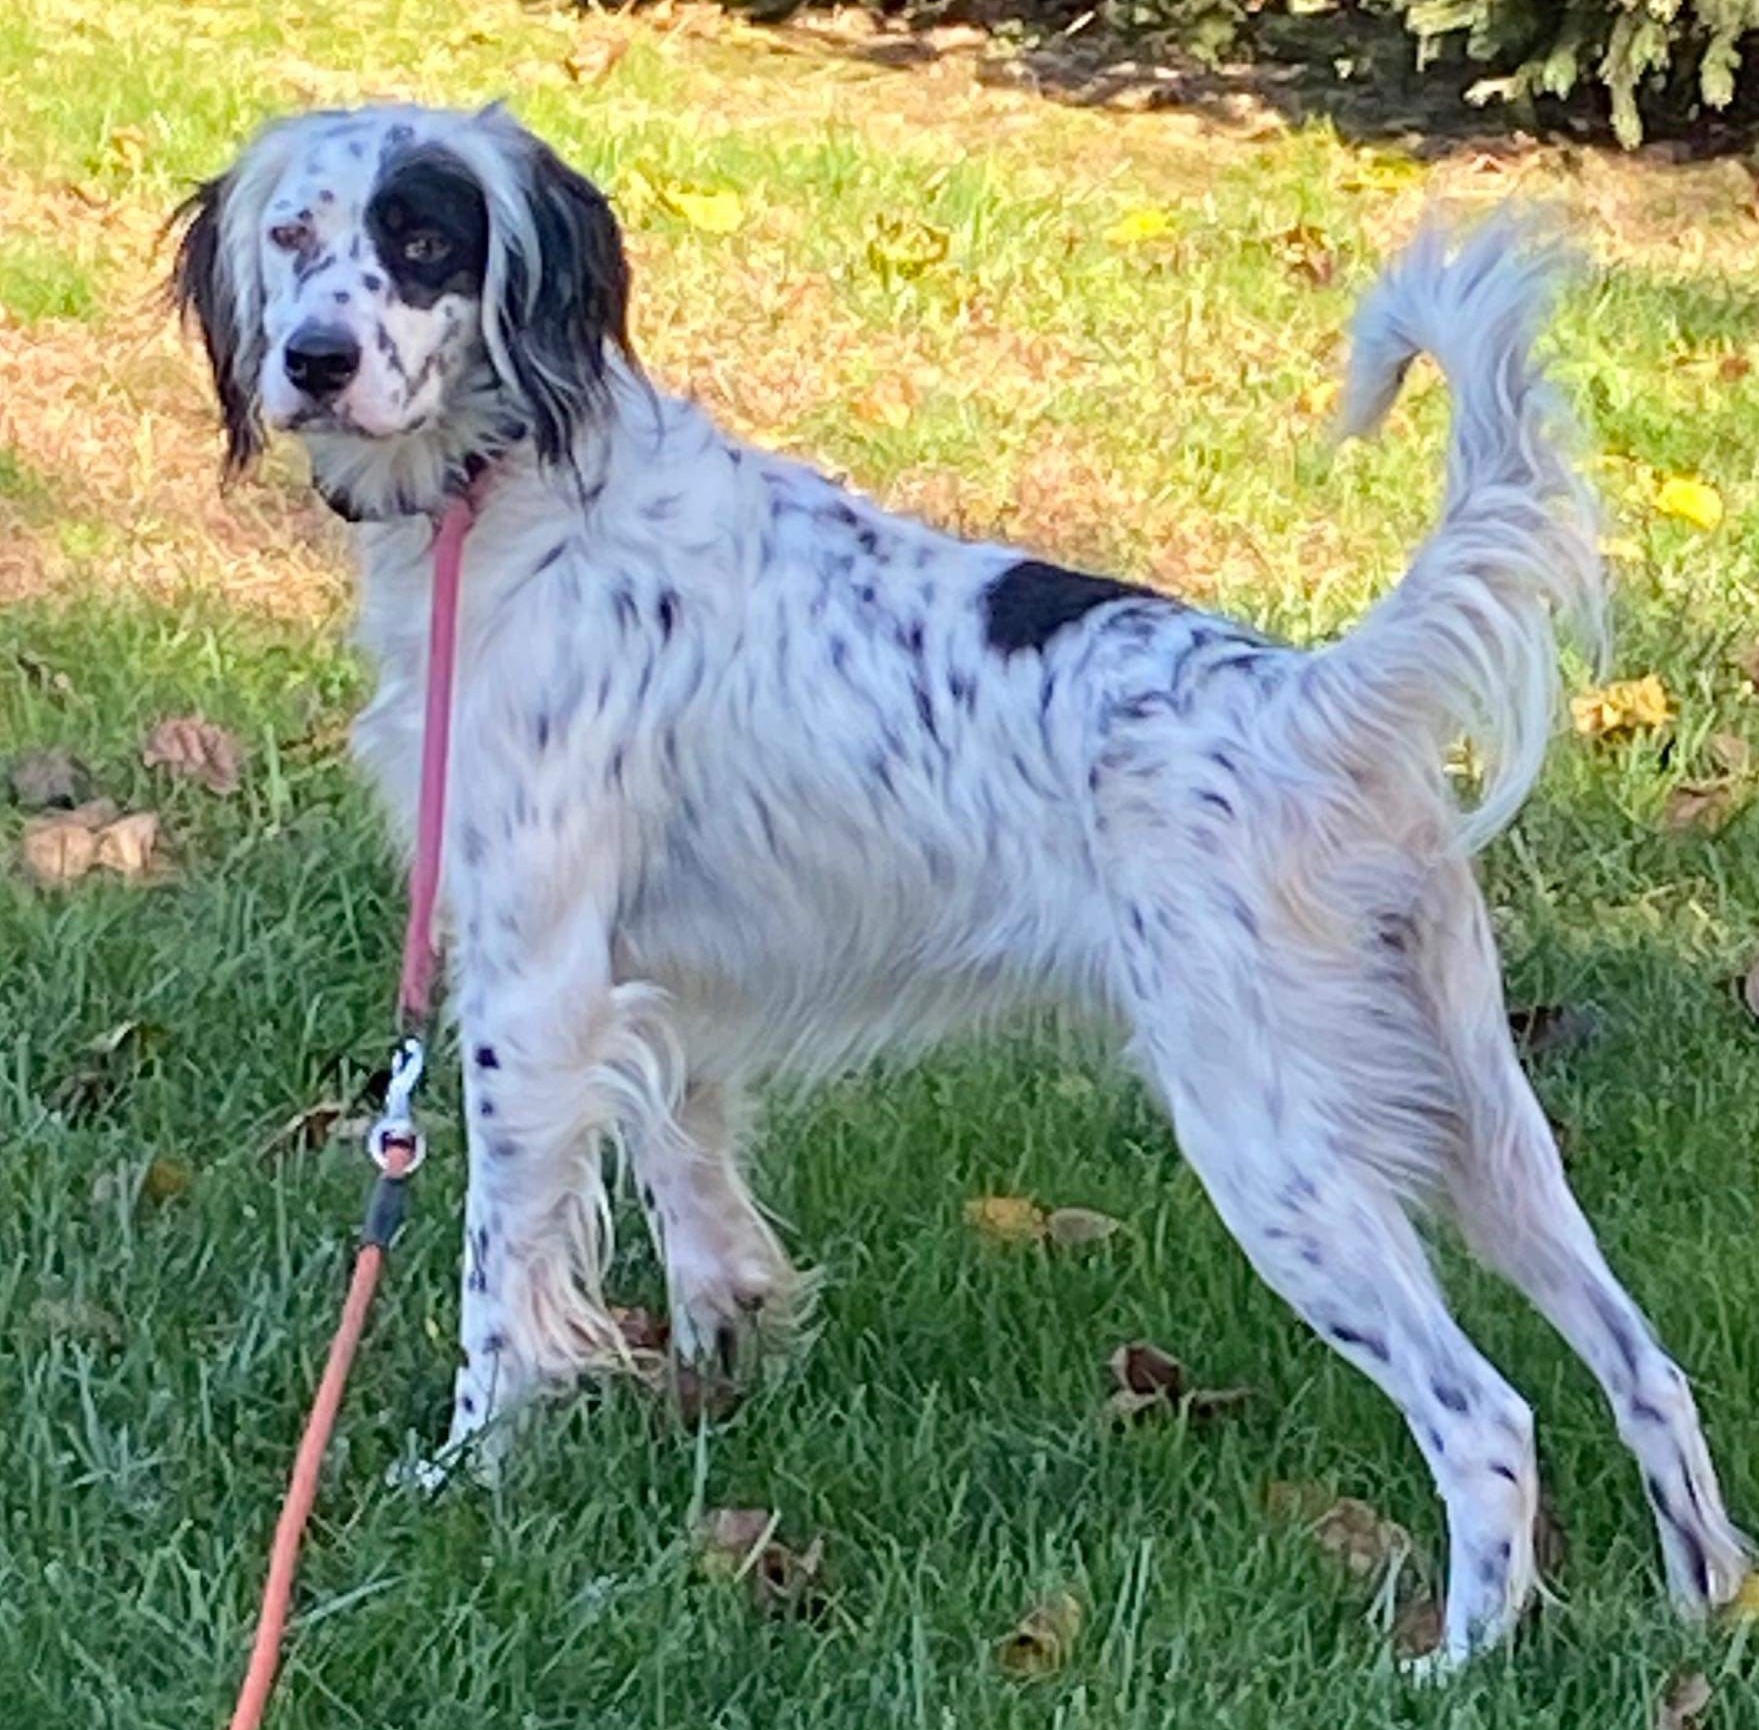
[{"left": 172, "top": 102, "right": 1747, "bottom": 1661}]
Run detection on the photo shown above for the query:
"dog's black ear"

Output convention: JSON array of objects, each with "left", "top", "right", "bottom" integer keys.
[
  {"left": 169, "top": 174, "right": 263, "bottom": 478},
  {"left": 499, "top": 141, "right": 632, "bottom": 466}
]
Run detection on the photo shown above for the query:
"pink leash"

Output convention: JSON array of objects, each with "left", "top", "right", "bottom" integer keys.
[
  {"left": 398, "top": 493, "right": 474, "bottom": 1024},
  {"left": 226, "top": 489, "right": 475, "bottom": 1730}
]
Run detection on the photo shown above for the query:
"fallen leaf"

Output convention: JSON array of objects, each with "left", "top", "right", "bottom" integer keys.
[
  {"left": 851, "top": 376, "right": 918, "bottom": 430},
  {"left": 695, "top": 1508, "right": 827, "bottom": 1619},
  {"left": 1314, "top": 1497, "right": 1412, "bottom": 1578},
  {"left": 1111, "top": 1340, "right": 1184, "bottom": 1397},
  {"left": 141, "top": 715, "right": 244, "bottom": 795},
  {"left": 1506, "top": 1003, "right": 1601, "bottom": 1058},
  {"left": 1104, "top": 207, "right": 1175, "bottom": 245},
  {"left": 696, "top": 1507, "right": 777, "bottom": 1577},
  {"left": 260, "top": 1099, "right": 370, "bottom": 1159},
  {"left": 866, "top": 212, "right": 950, "bottom": 282},
  {"left": 141, "top": 1157, "right": 192, "bottom": 1204},
  {"left": 1184, "top": 1385, "right": 1254, "bottom": 1421},
  {"left": 21, "top": 813, "right": 100, "bottom": 885},
  {"left": 51, "top": 1020, "right": 166, "bottom": 1118},
  {"left": 1270, "top": 222, "right": 1337, "bottom": 287},
  {"left": 1655, "top": 1669, "right": 1712, "bottom": 1730},
  {"left": 95, "top": 810, "right": 162, "bottom": 878},
  {"left": 1571, "top": 674, "right": 1672, "bottom": 738},
  {"left": 658, "top": 185, "right": 743, "bottom": 235},
  {"left": 1720, "top": 1569, "right": 1759, "bottom": 1622},
  {"left": 1390, "top": 1591, "right": 1443, "bottom": 1659},
  {"left": 1655, "top": 476, "right": 1724, "bottom": 532},
  {"left": 749, "top": 1531, "right": 828, "bottom": 1620},
  {"left": 1296, "top": 377, "right": 1341, "bottom": 418},
  {"left": 964, "top": 1194, "right": 1047, "bottom": 1243},
  {"left": 1720, "top": 353, "right": 1752, "bottom": 381},
  {"left": 106, "top": 125, "right": 149, "bottom": 173},
  {"left": 562, "top": 38, "right": 629, "bottom": 82},
  {"left": 670, "top": 1363, "right": 741, "bottom": 1425},
  {"left": 611, "top": 1304, "right": 670, "bottom": 1354},
  {"left": 1662, "top": 780, "right": 1740, "bottom": 834},
  {"left": 1045, "top": 1206, "right": 1122, "bottom": 1247},
  {"left": 1707, "top": 732, "right": 1752, "bottom": 777},
  {"left": 7, "top": 747, "right": 89, "bottom": 810},
  {"left": 994, "top": 1590, "right": 1082, "bottom": 1678},
  {"left": 1734, "top": 643, "right": 1759, "bottom": 688}
]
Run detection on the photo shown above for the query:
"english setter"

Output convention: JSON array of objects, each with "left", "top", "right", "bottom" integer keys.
[{"left": 172, "top": 102, "right": 1748, "bottom": 1662}]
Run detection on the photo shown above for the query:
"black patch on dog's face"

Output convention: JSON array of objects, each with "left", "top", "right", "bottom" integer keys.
[
  {"left": 983, "top": 559, "right": 1171, "bottom": 655},
  {"left": 365, "top": 151, "right": 490, "bottom": 310}
]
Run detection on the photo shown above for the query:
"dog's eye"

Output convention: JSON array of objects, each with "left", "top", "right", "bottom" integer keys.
[
  {"left": 267, "top": 222, "right": 307, "bottom": 253},
  {"left": 402, "top": 231, "right": 452, "bottom": 265}
]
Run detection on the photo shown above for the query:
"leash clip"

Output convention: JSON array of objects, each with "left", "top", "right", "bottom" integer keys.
[{"left": 366, "top": 1035, "right": 428, "bottom": 1176}]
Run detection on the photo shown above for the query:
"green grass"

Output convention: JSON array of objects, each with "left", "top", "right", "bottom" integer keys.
[{"left": 5, "top": 1, "right": 1759, "bottom": 1725}]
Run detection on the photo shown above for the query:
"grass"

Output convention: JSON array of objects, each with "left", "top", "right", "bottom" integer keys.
[{"left": 4, "top": 0, "right": 1759, "bottom": 1724}]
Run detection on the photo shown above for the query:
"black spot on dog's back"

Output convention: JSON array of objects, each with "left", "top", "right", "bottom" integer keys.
[{"left": 982, "top": 559, "right": 1174, "bottom": 655}]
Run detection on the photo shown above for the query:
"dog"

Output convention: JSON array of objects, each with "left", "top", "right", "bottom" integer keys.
[{"left": 171, "top": 102, "right": 1748, "bottom": 1662}]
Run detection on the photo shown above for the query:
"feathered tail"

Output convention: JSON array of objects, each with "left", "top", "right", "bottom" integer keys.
[{"left": 1305, "top": 208, "right": 1607, "bottom": 852}]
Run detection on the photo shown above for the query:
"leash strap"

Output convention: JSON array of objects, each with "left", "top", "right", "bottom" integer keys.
[{"left": 228, "top": 490, "right": 475, "bottom": 1730}]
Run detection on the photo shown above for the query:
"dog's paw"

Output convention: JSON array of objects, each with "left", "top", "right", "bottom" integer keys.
[{"left": 385, "top": 1431, "right": 501, "bottom": 1495}]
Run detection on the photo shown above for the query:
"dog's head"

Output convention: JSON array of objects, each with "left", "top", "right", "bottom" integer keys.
[{"left": 170, "top": 104, "right": 632, "bottom": 516}]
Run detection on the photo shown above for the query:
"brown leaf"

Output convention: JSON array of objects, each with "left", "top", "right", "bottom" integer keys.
[
  {"left": 1661, "top": 779, "right": 1739, "bottom": 834},
  {"left": 671, "top": 1363, "right": 741, "bottom": 1426},
  {"left": 1184, "top": 1385, "right": 1254, "bottom": 1422},
  {"left": 1271, "top": 223, "right": 1337, "bottom": 287},
  {"left": 21, "top": 813, "right": 100, "bottom": 885},
  {"left": 696, "top": 1507, "right": 777, "bottom": 1576},
  {"left": 7, "top": 747, "right": 89, "bottom": 811},
  {"left": 1391, "top": 1591, "right": 1444, "bottom": 1660},
  {"left": 994, "top": 1590, "right": 1082, "bottom": 1678},
  {"left": 51, "top": 1020, "right": 166, "bottom": 1118},
  {"left": 1045, "top": 1206, "right": 1122, "bottom": 1247},
  {"left": 1732, "top": 642, "right": 1759, "bottom": 687},
  {"left": 141, "top": 715, "right": 244, "bottom": 795},
  {"left": 1111, "top": 1341, "right": 1184, "bottom": 1398},
  {"left": 695, "top": 1508, "right": 828, "bottom": 1619},
  {"left": 562, "top": 37, "right": 629, "bottom": 84},
  {"left": 1507, "top": 1003, "right": 1601, "bottom": 1058},
  {"left": 94, "top": 810, "right": 162, "bottom": 878},
  {"left": 965, "top": 1194, "right": 1047, "bottom": 1243},
  {"left": 750, "top": 1531, "right": 828, "bottom": 1620},
  {"left": 1655, "top": 1670, "right": 1712, "bottom": 1730},
  {"left": 141, "top": 1157, "right": 192, "bottom": 1205},
  {"left": 1307, "top": 1496, "right": 1413, "bottom": 1580},
  {"left": 611, "top": 1304, "right": 670, "bottom": 1354},
  {"left": 1709, "top": 731, "right": 1753, "bottom": 776},
  {"left": 260, "top": 1099, "right": 369, "bottom": 1159},
  {"left": 1719, "top": 353, "right": 1752, "bottom": 382}
]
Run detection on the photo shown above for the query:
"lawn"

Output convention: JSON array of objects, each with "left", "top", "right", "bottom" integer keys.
[{"left": 4, "top": 1, "right": 1759, "bottom": 1725}]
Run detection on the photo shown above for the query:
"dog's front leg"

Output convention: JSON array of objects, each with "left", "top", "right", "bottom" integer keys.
[{"left": 413, "top": 912, "right": 640, "bottom": 1486}]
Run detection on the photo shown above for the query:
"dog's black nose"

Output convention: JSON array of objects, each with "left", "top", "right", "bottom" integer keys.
[{"left": 284, "top": 324, "right": 361, "bottom": 401}]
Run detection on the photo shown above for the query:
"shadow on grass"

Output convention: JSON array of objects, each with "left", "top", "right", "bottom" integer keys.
[{"left": 729, "top": 0, "right": 1759, "bottom": 163}]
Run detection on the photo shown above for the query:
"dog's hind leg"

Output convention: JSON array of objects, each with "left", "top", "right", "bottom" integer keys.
[
  {"left": 1422, "top": 871, "right": 1750, "bottom": 1612},
  {"left": 1109, "top": 876, "right": 1542, "bottom": 1663},
  {"left": 628, "top": 1078, "right": 803, "bottom": 1377}
]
